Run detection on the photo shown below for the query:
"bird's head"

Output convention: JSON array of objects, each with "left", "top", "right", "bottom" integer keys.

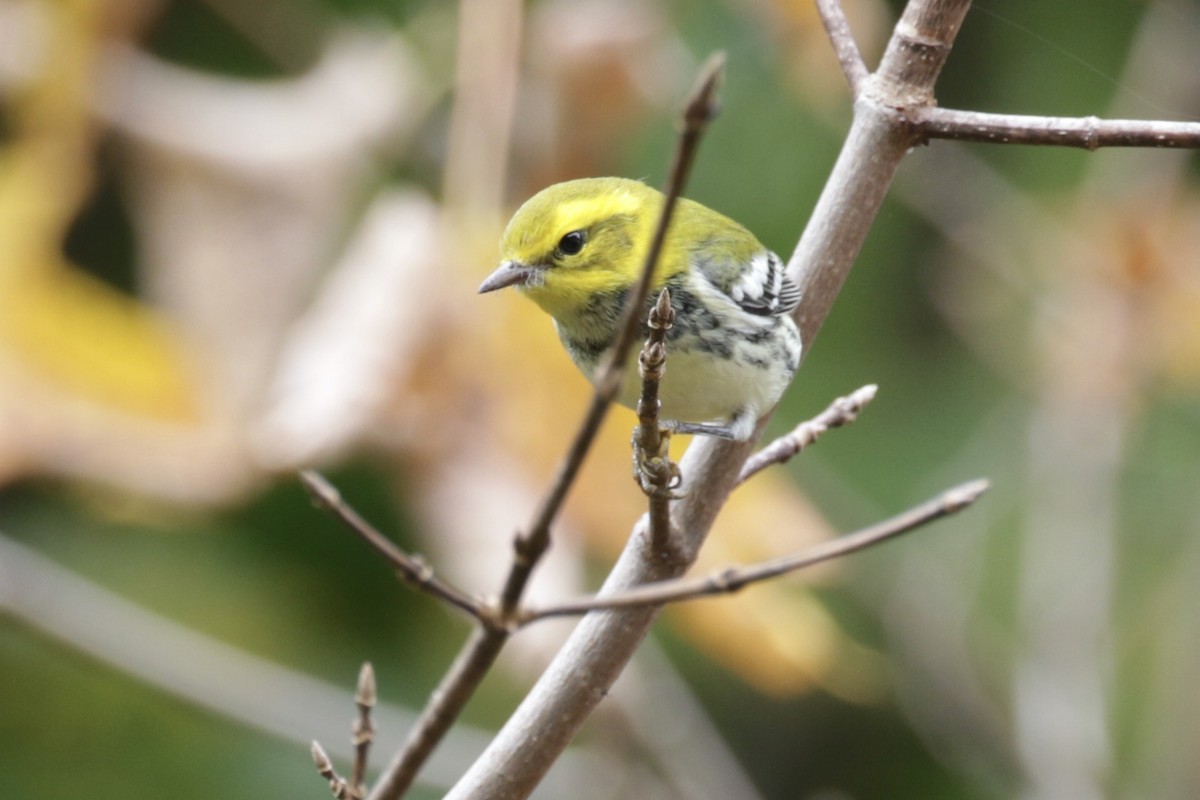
[{"left": 479, "top": 178, "right": 663, "bottom": 319}]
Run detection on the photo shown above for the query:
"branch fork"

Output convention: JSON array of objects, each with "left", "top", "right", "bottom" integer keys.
[
  {"left": 302, "top": 368, "right": 972, "bottom": 796},
  {"left": 816, "top": 0, "right": 1200, "bottom": 150},
  {"left": 311, "top": 661, "right": 377, "bottom": 800}
]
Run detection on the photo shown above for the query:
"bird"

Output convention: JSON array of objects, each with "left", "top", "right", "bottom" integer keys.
[{"left": 478, "top": 177, "right": 801, "bottom": 442}]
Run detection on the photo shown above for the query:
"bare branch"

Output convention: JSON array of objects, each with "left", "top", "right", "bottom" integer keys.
[
  {"left": 313, "top": 740, "right": 356, "bottom": 800},
  {"left": 634, "top": 289, "right": 683, "bottom": 550},
  {"left": 604, "top": 51, "right": 726, "bottom": 392},
  {"left": 299, "top": 471, "right": 491, "bottom": 624},
  {"left": 520, "top": 479, "right": 989, "bottom": 622},
  {"left": 352, "top": 663, "right": 377, "bottom": 797},
  {"left": 368, "top": 629, "right": 507, "bottom": 800},
  {"left": 791, "top": 0, "right": 971, "bottom": 348},
  {"left": 738, "top": 384, "right": 878, "bottom": 485},
  {"left": 302, "top": 473, "right": 510, "bottom": 800},
  {"left": 915, "top": 107, "right": 1200, "bottom": 150},
  {"left": 816, "top": 0, "right": 869, "bottom": 95}
]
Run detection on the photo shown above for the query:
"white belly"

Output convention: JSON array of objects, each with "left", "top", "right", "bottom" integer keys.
[{"left": 616, "top": 329, "right": 796, "bottom": 426}]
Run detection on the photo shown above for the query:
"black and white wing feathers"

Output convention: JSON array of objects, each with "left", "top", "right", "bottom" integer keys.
[{"left": 726, "top": 250, "right": 801, "bottom": 318}]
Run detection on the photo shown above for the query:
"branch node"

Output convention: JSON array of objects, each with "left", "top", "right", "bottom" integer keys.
[
  {"left": 399, "top": 554, "right": 434, "bottom": 587},
  {"left": 510, "top": 529, "right": 536, "bottom": 565},
  {"left": 1083, "top": 115, "right": 1100, "bottom": 151},
  {"left": 301, "top": 471, "right": 491, "bottom": 623},
  {"left": 711, "top": 567, "right": 740, "bottom": 593},
  {"left": 301, "top": 469, "right": 340, "bottom": 510}
]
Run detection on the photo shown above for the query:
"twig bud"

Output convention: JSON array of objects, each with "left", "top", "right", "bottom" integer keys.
[
  {"left": 311, "top": 741, "right": 333, "bottom": 775},
  {"left": 650, "top": 288, "right": 675, "bottom": 330},
  {"left": 355, "top": 662, "right": 377, "bottom": 709}
]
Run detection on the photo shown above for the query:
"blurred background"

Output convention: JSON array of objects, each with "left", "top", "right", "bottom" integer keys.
[{"left": 1, "top": 0, "right": 1199, "bottom": 797}]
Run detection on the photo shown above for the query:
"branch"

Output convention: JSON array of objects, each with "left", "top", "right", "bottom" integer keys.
[
  {"left": 520, "top": 479, "right": 989, "bottom": 622},
  {"left": 738, "top": 384, "right": 878, "bottom": 485},
  {"left": 300, "top": 471, "right": 490, "bottom": 625},
  {"left": 311, "top": 662, "right": 378, "bottom": 799},
  {"left": 915, "top": 106, "right": 1200, "bottom": 150},
  {"left": 816, "top": 0, "right": 868, "bottom": 95},
  {"left": 633, "top": 289, "right": 683, "bottom": 550},
  {"left": 445, "top": 4, "right": 975, "bottom": 798},
  {"left": 819, "top": 0, "right": 1200, "bottom": 150},
  {"left": 791, "top": 0, "right": 970, "bottom": 348},
  {"left": 352, "top": 663, "right": 377, "bottom": 797},
  {"left": 303, "top": 466, "right": 505, "bottom": 800},
  {"left": 367, "top": 628, "right": 506, "bottom": 800},
  {"left": 312, "top": 740, "right": 356, "bottom": 800},
  {"left": 604, "top": 51, "right": 726, "bottom": 391}
]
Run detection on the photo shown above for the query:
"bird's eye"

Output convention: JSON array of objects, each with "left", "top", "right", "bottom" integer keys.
[{"left": 557, "top": 230, "right": 586, "bottom": 256}]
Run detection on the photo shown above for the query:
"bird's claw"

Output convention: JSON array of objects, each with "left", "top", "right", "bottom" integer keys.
[{"left": 632, "top": 428, "right": 685, "bottom": 499}]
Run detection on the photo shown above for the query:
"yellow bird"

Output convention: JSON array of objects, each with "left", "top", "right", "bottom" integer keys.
[{"left": 480, "top": 177, "right": 801, "bottom": 441}]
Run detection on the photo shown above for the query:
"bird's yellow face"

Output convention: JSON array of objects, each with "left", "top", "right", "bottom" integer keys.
[{"left": 479, "top": 178, "right": 661, "bottom": 319}]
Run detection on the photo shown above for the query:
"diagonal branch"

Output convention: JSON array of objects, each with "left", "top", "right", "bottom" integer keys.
[
  {"left": 312, "top": 741, "right": 355, "bottom": 800},
  {"left": 520, "top": 479, "right": 989, "bottom": 623},
  {"left": 816, "top": 0, "right": 869, "bottom": 95},
  {"left": 738, "top": 384, "right": 878, "bottom": 485},
  {"left": 604, "top": 52, "right": 726, "bottom": 396},
  {"left": 300, "top": 471, "right": 490, "bottom": 624}
]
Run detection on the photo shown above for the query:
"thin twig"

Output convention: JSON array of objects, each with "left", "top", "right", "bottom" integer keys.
[
  {"left": 520, "top": 479, "right": 989, "bottom": 623},
  {"left": 738, "top": 384, "right": 878, "bottom": 485},
  {"left": 352, "top": 663, "right": 377, "bottom": 797},
  {"left": 365, "top": 54, "right": 728, "bottom": 800},
  {"left": 634, "top": 289, "right": 682, "bottom": 550},
  {"left": 299, "top": 471, "right": 491, "bottom": 625},
  {"left": 368, "top": 628, "right": 507, "bottom": 800},
  {"left": 313, "top": 740, "right": 355, "bottom": 800},
  {"left": 816, "top": 0, "right": 869, "bottom": 95},
  {"left": 914, "top": 106, "right": 1200, "bottom": 150},
  {"left": 603, "top": 51, "right": 726, "bottom": 392}
]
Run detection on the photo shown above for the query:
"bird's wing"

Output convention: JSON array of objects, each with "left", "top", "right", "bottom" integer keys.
[{"left": 708, "top": 249, "right": 801, "bottom": 318}]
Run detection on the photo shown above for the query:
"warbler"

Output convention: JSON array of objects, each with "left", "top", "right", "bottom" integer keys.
[{"left": 478, "top": 177, "right": 802, "bottom": 441}]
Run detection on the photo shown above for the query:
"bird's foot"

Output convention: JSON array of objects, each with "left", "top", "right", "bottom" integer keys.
[{"left": 632, "top": 427, "right": 685, "bottom": 498}]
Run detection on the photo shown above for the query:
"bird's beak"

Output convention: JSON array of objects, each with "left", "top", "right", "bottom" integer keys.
[{"left": 478, "top": 260, "right": 536, "bottom": 294}]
